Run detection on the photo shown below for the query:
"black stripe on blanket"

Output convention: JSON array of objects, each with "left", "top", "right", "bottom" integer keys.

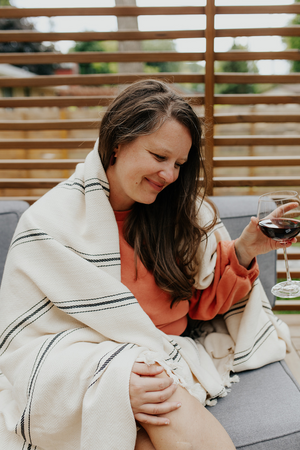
[
  {"left": 21, "top": 442, "right": 37, "bottom": 450},
  {"left": 54, "top": 292, "right": 137, "bottom": 314},
  {"left": 233, "top": 320, "right": 276, "bottom": 367},
  {"left": 0, "top": 297, "right": 54, "bottom": 356},
  {"left": 272, "top": 314, "right": 286, "bottom": 328},
  {"left": 223, "top": 280, "right": 271, "bottom": 322},
  {"left": 223, "top": 298, "right": 249, "bottom": 321},
  {"left": 65, "top": 246, "right": 121, "bottom": 268},
  {"left": 262, "top": 300, "right": 273, "bottom": 313},
  {"left": 86, "top": 178, "right": 109, "bottom": 194},
  {"left": 16, "top": 328, "right": 84, "bottom": 444},
  {"left": 57, "top": 177, "right": 110, "bottom": 195},
  {"left": 10, "top": 229, "right": 53, "bottom": 250},
  {"left": 22, "top": 443, "right": 37, "bottom": 450},
  {"left": 89, "top": 343, "right": 131, "bottom": 388},
  {"left": 165, "top": 340, "right": 182, "bottom": 364},
  {"left": 233, "top": 319, "right": 273, "bottom": 359}
]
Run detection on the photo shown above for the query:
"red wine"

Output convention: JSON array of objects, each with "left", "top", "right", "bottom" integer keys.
[{"left": 259, "top": 218, "right": 300, "bottom": 241}]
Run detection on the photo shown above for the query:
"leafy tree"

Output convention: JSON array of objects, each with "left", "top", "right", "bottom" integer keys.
[
  {"left": 70, "top": 39, "right": 183, "bottom": 75},
  {"left": 69, "top": 41, "right": 118, "bottom": 75},
  {"left": 215, "top": 43, "right": 259, "bottom": 94},
  {"left": 142, "top": 40, "right": 181, "bottom": 73},
  {"left": 284, "top": 0, "right": 300, "bottom": 72},
  {"left": 0, "top": 0, "right": 55, "bottom": 75}
]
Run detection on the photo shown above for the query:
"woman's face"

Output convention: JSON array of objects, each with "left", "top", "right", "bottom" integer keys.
[{"left": 106, "top": 119, "right": 192, "bottom": 211}]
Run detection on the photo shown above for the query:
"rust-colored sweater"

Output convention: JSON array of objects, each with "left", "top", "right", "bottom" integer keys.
[{"left": 115, "top": 210, "right": 259, "bottom": 336}]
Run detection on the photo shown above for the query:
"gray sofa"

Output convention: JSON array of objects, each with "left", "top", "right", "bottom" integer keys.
[
  {"left": 210, "top": 196, "right": 300, "bottom": 450},
  {"left": 0, "top": 198, "right": 300, "bottom": 449}
]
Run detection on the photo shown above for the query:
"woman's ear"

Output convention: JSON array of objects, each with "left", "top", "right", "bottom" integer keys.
[
  {"left": 109, "top": 152, "right": 116, "bottom": 166},
  {"left": 109, "top": 145, "right": 120, "bottom": 166}
]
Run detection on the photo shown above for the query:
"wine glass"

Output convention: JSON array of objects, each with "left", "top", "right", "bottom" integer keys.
[{"left": 257, "top": 190, "right": 300, "bottom": 298}]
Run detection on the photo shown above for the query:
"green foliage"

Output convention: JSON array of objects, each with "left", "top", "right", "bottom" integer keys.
[
  {"left": 69, "top": 41, "right": 118, "bottom": 74},
  {"left": 69, "top": 38, "right": 205, "bottom": 85},
  {"left": 142, "top": 40, "right": 182, "bottom": 73},
  {"left": 284, "top": 0, "right": 300, "bottom": 72},
  {"left": 0, "top": 5, "right": 55, "bottom": 75},
  {"left": 70, "top": 39, "right": 187, "bottom": 75},
  {"left": 179, "top": 62, "right": 205, "bottom": 93},
  {"left": 215, "top": 82, "right": 257, "bottom": 95},
  {"left": 215, "top": 43, "right": 259, "bottom": 94}
]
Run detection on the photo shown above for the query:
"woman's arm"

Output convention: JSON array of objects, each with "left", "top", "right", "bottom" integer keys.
[
  {"left": 189, "top": 239, "right": 259, "bottom": 321},
  {"left": 190, "top": 215, "right": 297, "bottom": 322}
]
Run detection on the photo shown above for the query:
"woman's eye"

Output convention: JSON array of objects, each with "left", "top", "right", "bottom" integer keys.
[{"left": 153, "top": 153, "right": 165, "bottom": 161}]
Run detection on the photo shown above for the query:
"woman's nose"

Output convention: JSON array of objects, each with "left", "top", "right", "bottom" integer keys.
[{"left": 158, "top": 166, "right": 178, "bottom": 184}]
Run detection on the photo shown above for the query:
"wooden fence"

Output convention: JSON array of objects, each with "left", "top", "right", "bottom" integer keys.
[{"left": 1, "top": 1, "right": 300, "bottom": 309}]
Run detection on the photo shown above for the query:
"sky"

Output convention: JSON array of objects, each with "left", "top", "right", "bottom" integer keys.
[{"left": 7, "top": 0, "right": 297, "bottom": 74}]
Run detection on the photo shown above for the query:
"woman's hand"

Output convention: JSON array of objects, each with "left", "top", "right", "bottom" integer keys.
[
  {"left": 129, "top": 362, "right": 181, "bottom": 426},
  {"left": 234, "top": 216, "right": 297, "bottom": 269}
]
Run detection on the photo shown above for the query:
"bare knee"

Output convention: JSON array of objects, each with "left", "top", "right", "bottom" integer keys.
[{"left": 174, "top": 443, "right": 193, "bottom": 450}]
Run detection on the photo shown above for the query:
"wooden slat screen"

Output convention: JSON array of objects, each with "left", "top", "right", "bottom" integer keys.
[{"left": 1, "top": 1, "right": 300, "bottom": 309}]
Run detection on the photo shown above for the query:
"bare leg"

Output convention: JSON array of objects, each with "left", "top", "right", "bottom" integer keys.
[
  {"left": 141, "top": 371, "right": 236, "bottom": 450},
  {"left": 135, "top": 428, "right": 156, "bottom": 450}
]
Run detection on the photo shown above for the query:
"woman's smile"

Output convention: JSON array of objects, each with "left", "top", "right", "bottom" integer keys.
[
  {"left": 145, "top": 177, "right": 165, "bottom": 192},
  {"left": 106, "top": 119, "right": 192, "bottom": 211}
]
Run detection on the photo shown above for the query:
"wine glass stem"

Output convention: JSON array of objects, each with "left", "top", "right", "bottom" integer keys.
[{"left": 283, "top": 247, "right": 292, "bottom": 283}]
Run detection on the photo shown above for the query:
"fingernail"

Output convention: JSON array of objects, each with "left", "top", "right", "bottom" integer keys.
[
  {"left": 165, "top": 420, "right": 170, "bottom": 425},
  {"left": 177, "top": 403, "right": 181, "bottom": 408}
]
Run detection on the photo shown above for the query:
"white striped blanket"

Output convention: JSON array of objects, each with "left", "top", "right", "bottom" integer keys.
[{"left": 0, "top": 141, "right": 291, "bottom": 450}]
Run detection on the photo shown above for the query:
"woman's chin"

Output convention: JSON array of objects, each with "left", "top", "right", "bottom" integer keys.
[{"left": 137, "top": 194, "right": 159, "bottom": 205}]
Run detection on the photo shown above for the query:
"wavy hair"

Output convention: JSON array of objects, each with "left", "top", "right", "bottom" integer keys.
[{"left": 98, "top": 79, "right": 217, "bottom": 305}]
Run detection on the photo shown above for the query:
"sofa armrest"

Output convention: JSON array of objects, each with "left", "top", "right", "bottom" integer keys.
[
  {"left": 0, "top": 200, "right": 29, "bottom": 285},
  {"left": 210, "top": 196, "right": 276, "bottom": 306}
]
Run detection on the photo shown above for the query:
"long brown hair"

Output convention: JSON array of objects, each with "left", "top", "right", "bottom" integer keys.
[{"left": 98, "top": 79, "right": 217, "bottom": 305}]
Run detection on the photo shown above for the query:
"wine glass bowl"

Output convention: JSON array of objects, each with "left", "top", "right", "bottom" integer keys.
[{"left": 257, "top": 190, "right": 300, "bottom": 298}]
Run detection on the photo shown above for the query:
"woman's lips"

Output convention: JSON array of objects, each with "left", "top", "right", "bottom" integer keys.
[{"left": 145, "top": 178, "right": 165, "bottom": 191}]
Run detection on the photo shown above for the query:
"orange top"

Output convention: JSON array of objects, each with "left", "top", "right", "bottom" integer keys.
[{"left": 115, "top": 210, "right": 259, "bottom": 336}]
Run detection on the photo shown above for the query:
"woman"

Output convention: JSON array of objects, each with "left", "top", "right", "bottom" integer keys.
[{"left": 0, "top": 80, "right": 292, "bottom": 450}]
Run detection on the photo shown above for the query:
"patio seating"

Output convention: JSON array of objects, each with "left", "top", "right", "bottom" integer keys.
[
  {"left": 209, "top": 196, "right": 300, "bottom": 449},
  {"left": 0, "top": 197, "right": 300, "bottom": 449}
]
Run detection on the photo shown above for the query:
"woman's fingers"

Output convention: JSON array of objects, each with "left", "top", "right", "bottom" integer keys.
[
  {"left": 142, "top": 379, "right": 178, "bottom": 402},
  {"left": 134, "top": 403, "right": 181, "bottom": 426},
  {"left": 134, "top": 412, "right": 171, "bottom": 426},
  {"left": 273, "top": 202, "right": 299, "bottom": 218},
  {"left": 132, "top": 362, "right": 164, "bottom": 377},
  {"left": 134, "top": 401, "right": 182, "bottom": 426},
  {"left": 130, "top": 371, "right": 177, "bottom": 398},
  {"left": 137, "top": 400, "right": 182, "bottom": 416}
]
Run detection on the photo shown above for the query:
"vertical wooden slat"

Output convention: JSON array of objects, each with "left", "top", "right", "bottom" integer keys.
[
  {"left": 115, "top": 0, "right": 144, "bottom": 76},
  {"left": 60, "top": 109, "right": 70, "bottom": 179},
  {"left": 205, "top": 0, "right": 215, "bottom": 195}
]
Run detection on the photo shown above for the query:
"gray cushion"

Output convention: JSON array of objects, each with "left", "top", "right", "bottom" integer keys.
[
  {"left": 208, "top": 361, "right": 300, "bottom": 449},
  {"left": 0, "top": 201, "right": 29, "bottom": 285},
  {"left": 210, "top": 196, "right": 276, "bottom": 306},
  {"left": 208, "top": 196, "right": 300, "bottom": 449}
]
